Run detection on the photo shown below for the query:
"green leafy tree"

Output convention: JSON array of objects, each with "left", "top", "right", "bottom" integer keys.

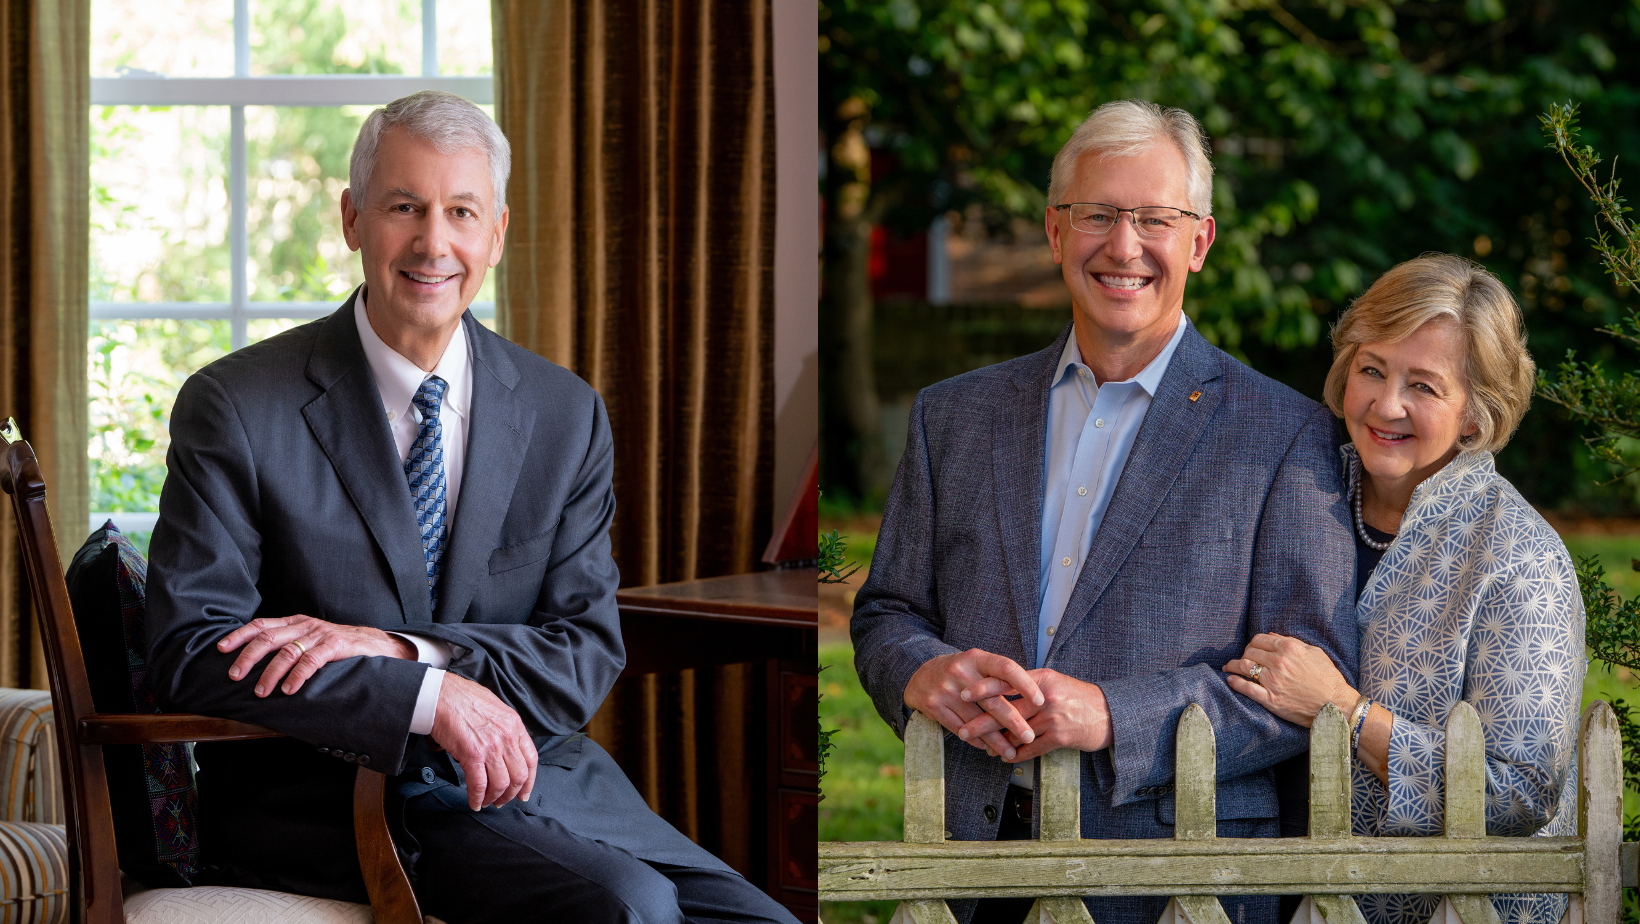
[
  {"left": 1537, "top": 102, "right": 1640, "bottom": 477},
  {"left": 821, "top": 0, "right": 1640, "bottom": 507},
  {"left": 1540, "top": 105, "right": 1640, "bottom": 848}
]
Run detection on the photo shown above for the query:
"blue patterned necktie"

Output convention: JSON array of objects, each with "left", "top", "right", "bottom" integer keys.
[{"left": 405, "top": 376, "right": 449, "bottom": 610}]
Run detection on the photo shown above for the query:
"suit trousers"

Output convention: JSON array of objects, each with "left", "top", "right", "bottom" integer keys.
[{"left": 402, "top": 773, "right": 799, "bottom": 924}]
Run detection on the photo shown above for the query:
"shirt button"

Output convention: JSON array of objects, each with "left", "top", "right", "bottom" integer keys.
[
  {"left": 1078, "top": 486, "right": 1088, "bottom": 496},
  {"left": 1046, "top": 626, "right": 1056, "bottom": 636},
  {"left": 387, "top": 410, "right": 396, "bottom": 420},
  {"left": 1061, "top": 557, "right": 1071, "bottom": 567},
  {"left": 1013, "top": 767, "right": 1023, "bottom": 777},
  {"left": 1095, "top": 418, "right": 1105, "bottom": 428}
]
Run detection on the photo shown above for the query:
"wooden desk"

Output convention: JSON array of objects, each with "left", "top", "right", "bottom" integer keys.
[
  {"left": 619, "top": 569, "right": 816, "bottom": 675},
  {"left": 617, "top": 569, "right": 817, "bottom": 921}
]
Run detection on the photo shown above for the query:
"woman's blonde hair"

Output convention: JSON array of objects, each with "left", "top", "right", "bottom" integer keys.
[{"left": 1323, "top": 253, "right": 1534, "bottom": 453}]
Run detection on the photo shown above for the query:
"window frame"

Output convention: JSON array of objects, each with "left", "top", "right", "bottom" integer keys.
[{"left": 89, "top": 0, "right": 495, "bottom": 534}]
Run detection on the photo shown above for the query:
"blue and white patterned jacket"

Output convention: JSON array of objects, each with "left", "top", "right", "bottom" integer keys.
[{"left": 1345, "top": 445, "right": 1585, "bottom": 924}]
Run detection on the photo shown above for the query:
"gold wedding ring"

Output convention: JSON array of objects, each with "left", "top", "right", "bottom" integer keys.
[{"left": 290, "top": 639, "right": 308, "bottom": 657}]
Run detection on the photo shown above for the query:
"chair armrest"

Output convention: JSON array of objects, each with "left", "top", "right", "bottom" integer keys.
[
  {"left": 77, "top": 713, "right": 282, "bottom": 746},
  {"left": 79, "top": 714, "right": 424, "bottom": 923},
  {"left": 355, "top": 767, "right": 423, "bottom": 924}
]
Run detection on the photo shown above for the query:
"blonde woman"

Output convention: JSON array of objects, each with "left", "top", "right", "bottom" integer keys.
[{"left": 1223, "top": 254, "right": 1585, "bottom": 924}]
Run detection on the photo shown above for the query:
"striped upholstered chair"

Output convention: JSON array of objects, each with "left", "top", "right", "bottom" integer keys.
[
  {"left": 0, "top": 686, "right": 71, "bottom": 923},
  {"left": 0, "top": 421, "right": 437, "bottom": 924}
]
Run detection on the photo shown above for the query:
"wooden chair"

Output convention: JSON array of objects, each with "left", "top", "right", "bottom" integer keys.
[{"left": 0, "top": 420, "right": 425, "bottom": 924}]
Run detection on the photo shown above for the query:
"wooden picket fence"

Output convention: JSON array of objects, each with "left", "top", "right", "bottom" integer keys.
[{"left": 819, "top": 701, "right": 1633, "bottom": 924}]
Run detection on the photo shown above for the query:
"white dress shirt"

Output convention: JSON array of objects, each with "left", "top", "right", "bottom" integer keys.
[
  {"left": 354, "top": 291, "right": 468, "bottom": 735},
  {"left": 1013, "top": 315, "right": 1187, "bottom": 790}
]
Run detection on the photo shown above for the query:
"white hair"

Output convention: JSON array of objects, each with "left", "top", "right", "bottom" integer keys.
[
  {"left": 349, "top": 90, "right": 511, "bottom": 221},
  {"left": 1047, "top": 99, "right": 1214, "bottom": 217}
]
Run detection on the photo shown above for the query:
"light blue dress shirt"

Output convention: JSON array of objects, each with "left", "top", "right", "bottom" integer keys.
[{"left": 1035, "top": 315, "right": 1188, "bottom": 670}]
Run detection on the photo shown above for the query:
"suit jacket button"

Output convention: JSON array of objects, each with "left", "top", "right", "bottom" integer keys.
[
  {"left": 1136, "top": 786, "right": 1149, "bottom": 796},
  {"left": 343, "top": 752, "right": 357, "bottom": 762},
  {"left": 421, "top": 767, "right": 436, "bottom": 784},
  {"left": 317, "top": 747, "right": 330, "bottom": 755},
  {"left": 356, "top": 755, "right": 369, "bottom": 767},
  {"left": 983, "top": 805, "right": 997, "bottom": 823}
]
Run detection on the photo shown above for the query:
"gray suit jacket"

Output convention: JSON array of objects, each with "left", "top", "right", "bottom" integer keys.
[
  {"left": 852, "top": 321, "right": 1357, "bottom": 849},
  {"left": 144, "top": 290, "right": 702, "bottom": 899}
]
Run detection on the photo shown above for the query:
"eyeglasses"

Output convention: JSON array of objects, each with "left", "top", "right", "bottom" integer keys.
[{"left": 1054, "top": 202, "right": 1202, "bottom": 238}]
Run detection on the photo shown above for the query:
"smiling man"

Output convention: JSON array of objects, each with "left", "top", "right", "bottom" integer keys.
[
  {"left": 851, "top": 99, "right": 1360, "bottom": 924},
  {"left": 145, "top": 91, "right": 797, "bottom": 924}
]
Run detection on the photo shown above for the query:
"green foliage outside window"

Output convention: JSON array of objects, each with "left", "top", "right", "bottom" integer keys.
[{"left": 88, "top": 320, "right": 231, "bottom": 515}]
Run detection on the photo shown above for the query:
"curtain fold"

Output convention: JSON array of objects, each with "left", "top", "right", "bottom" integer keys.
[
  {"left": 493, "top": 0, "right": 776, "bottom": 882},
  {"left": 0, "top": 0, "right": 90, "bottom": 690}
]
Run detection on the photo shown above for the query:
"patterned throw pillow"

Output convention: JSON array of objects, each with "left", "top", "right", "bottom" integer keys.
[{"left": 65, "top": 522, "right": 202, "bottom": 887}]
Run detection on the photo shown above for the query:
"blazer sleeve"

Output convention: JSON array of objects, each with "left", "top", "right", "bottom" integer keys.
[
  {"left": 146, "top": 371, "right": 429, "bottom": 774},
  {"left": 389, "top": 393, "right": 625, "bottom": 737},
  {"left": 851, "top": 389, "right": 962, "bottom": 738},
  {"left": 1096, "top": 404, "right": 1360, "bottom": 805}
]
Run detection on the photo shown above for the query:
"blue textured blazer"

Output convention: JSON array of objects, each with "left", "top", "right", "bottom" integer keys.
[{"left": 852, "top": 321, "right": 1358, "bottom": 911}]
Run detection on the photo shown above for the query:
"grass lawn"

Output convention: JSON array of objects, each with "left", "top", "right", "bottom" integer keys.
[
  {"left": 819, "top": 641, "right": 902, "bottom": 924},
  {"left": 820, "top": 532, "right": 1640, "bottom": 922}
]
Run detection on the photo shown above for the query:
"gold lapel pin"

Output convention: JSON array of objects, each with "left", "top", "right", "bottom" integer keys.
[{"left": 1189, "top": 391, "right": 1202, "bottom": 402}]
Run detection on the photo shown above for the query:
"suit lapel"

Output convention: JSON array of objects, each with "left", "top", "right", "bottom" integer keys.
[
  {"left": 301, "top": 291, "right": 430, "bottom": 624},
  {"left": 993, "top": 325, "right": 1070, "bottom": 668},
  {"left": 433, "top": 313, "right": 535, "bottom": 623},
  {"left": 1044, "top": 324, "right": 1225, "bottom": 664}
]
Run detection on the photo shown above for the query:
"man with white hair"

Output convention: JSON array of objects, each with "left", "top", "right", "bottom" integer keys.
[
  {"left": 146, "top": 91, "right": 798, "bottom": 924},
  {"left": 852, "top": 98, "right": 1358, "bottom": 924}
]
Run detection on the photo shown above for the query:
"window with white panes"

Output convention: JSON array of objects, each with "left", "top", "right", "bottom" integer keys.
[{"left": 90, "top": 0, "right": 494, "bottom": 551}]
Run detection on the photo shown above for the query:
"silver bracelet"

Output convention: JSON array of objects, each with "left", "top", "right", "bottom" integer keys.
[{"left": 1349, "top": 697, "right": 1373, "bottom": 755}]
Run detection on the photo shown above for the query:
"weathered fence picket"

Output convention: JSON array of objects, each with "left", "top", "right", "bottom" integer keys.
[{"left": 819, "top": 700, "right": 1628, "bottom": 924}]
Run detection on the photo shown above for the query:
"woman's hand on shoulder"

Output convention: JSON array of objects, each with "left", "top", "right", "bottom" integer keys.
[{"left": 1222, "top": 633, "right": 1358, "bottom": 728}]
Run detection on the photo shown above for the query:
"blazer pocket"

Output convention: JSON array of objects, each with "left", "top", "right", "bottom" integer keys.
[
  {"left": 538, "top": 732, "right": 584, "bottom": 771},
  {"left": 488, "top": 526, "right": 559, "bottom": 574}
]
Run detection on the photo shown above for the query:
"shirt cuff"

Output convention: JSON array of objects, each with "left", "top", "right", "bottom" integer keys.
[
  {"left": 388, "top": 631, "right": 453, "bottom": 669},
  {"left": 408, "top": 667, "right": 446, "bottom": 736}
]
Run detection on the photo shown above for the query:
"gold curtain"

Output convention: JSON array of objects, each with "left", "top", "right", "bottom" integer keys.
[
  {"left": 0, "top": 0, "right": 90, "bottom": 690},
  {"left": 492, "top": 0, "right": 776, "bottom": 882}
]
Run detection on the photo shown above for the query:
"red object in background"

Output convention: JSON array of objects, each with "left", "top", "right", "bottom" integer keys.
[
  {"left": 763, "top": 443, "right": 818, "bottom": 566},
  {"left": 869, "top": 224, "right": 928, "bottom": 301}
]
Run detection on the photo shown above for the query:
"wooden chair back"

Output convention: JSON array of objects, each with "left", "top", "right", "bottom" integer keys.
[{"left": 0, "top": 419, "right": 422, "bottom": 924}]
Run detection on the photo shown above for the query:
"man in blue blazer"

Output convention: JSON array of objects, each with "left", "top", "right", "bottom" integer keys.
[
  {"left": 145, "top": 91, "right": 796, "bottom": 924},
  {"left": 852, "top": 99, "right": 1357, "bottom": 924}
]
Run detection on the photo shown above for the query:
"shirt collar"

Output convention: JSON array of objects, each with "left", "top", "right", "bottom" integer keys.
[
  {"left": 354, "top": 288, "right": 470, "bottom": 421},
  {"left": 1053, "top": 312, "right": 1189, "bottom": 397}
]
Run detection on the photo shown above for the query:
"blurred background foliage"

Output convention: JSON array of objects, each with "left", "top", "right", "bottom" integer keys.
[{"left": 819, "top": 0, "right": 1640, "bottom": 513}]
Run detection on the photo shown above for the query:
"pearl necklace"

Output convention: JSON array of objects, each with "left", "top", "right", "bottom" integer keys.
[{"left": 1352, "top": 459, "right": 1393, "bottom": 551}]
